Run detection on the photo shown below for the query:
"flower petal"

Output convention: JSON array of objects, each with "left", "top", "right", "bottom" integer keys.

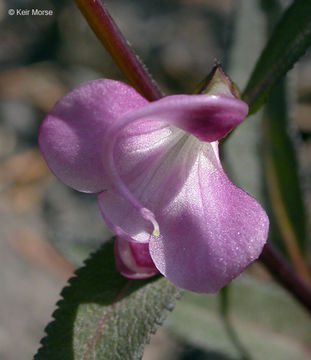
[
  {"left": 101, "top": 94, "right": 248, "bottom": 235},
  {"left": 114, "top": 237, "right": 158, "bottom": 279},
  {"left": 104, "top": 94, "right": 248, "bottom": 147},
  {"left": 151, "top": 94, "right": 248, "bottom": 142},
  {"left": 149, "top": 143, "right": 269, "bottom": 293},
  {"left": 98, "top": 133, "right": 198, "bottom": 242},
  {"left": 99, "top": 135, "right": 268, "bottom": 292},
  {"left": 38, "top": 79, "right": 148, "bottom": 193}
]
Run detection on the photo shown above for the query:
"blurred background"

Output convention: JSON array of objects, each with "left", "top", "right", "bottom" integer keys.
[{"left": 0, "top": 0, "right": 310, "bottom": 359}]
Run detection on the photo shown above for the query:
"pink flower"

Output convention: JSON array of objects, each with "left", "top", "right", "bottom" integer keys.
[{"left": 39, "top": 77, "right": 268, "bottom": 293}]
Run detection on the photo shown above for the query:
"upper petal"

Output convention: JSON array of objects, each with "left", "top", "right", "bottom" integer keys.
[
  {"left": 38, "top": 79, "right": 148, "bottom": 193},
  {"left": 145, "top": 94, "right": 248, "bottom": 142},
  {"left": 103, "top": 94, "right": 248, "bottom": 148}
]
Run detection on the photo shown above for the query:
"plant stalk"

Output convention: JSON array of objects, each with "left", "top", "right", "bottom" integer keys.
[
  {"left": 73, "top": 0, "right": 163, "bottom": 101},
  {"left": 260, "top": 243, "right": 311, "bottom": 314}
]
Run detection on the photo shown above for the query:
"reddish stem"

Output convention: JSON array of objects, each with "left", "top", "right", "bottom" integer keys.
[
  {"left": 73, "top": 0, "right": 163, "bottom": 101},
  {"left": 74, "top": 0, "right": 311, "bottom": 313},
  {"left": 260, "top": 243, "right": 311, "bottom": 314}
]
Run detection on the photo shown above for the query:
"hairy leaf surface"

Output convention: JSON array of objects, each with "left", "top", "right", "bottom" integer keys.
[{"left": 35, "top": 240, "right": 181, "bottom": 360}]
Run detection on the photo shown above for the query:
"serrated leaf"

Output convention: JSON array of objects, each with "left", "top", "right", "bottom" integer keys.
[
  {"left": 243, "top": 0, "right": 311, "bottom": 114},
  {"left": 35, "top": 240, "right": 181, "bottom": 360},
  {"left": 166, "top": 274, "right": 311, "bottom": 360}
]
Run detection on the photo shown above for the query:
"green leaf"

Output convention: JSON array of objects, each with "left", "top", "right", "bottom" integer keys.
[
  {"left": 243, "top": 0, "right": 311, "bottom": 114},
  {"left": 257, "top": 0, "right": 310, "bottom": 280},
  {"left": 263, "top": 81, "right": 309, "bottom": 270},
  {"left": 166, "top": 274, "right": 311, "bottom": 360},
  {"left": 34, "top": 240, "right": 181, "bottom": 360}
]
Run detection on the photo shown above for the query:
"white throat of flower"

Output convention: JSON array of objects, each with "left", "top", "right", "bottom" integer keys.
[{"left": 101, "top": 102, "right": 213, "bottom": 239}]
